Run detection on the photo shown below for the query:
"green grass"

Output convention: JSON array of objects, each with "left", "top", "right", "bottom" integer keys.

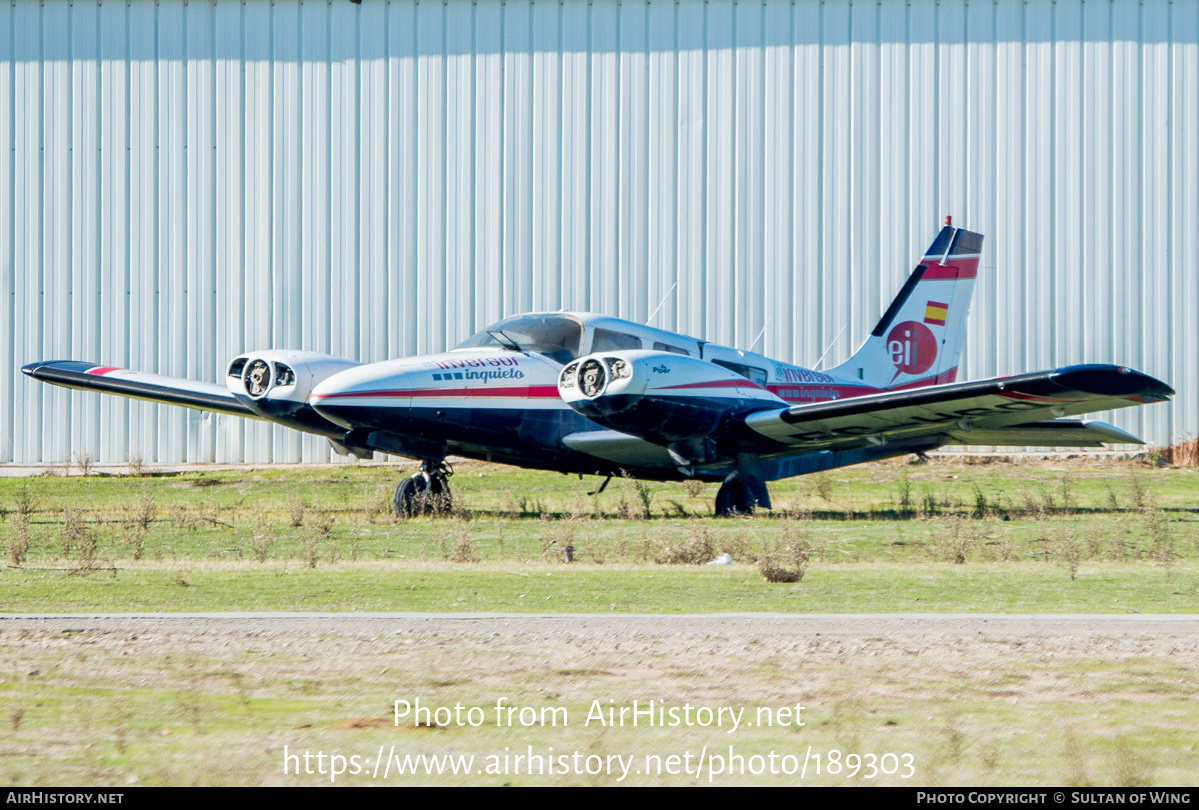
[
  {"left": 1, "top": 456, "right": 1198, "bottom": 613},
  {"left": 2, "top": 561, "right": 1197, "bottom": 614}
]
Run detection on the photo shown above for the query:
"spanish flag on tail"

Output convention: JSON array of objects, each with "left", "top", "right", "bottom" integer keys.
[{"left": 924, "top": 301, "right": 948, "bottom": 326}]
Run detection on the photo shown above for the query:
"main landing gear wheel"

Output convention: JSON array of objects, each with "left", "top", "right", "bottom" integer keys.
[
  {"left": 715, "top": 475, "right": 757, "bottom": 517},
  {"left": 393, "top": 459, "right": 454, "bottom": 517}
]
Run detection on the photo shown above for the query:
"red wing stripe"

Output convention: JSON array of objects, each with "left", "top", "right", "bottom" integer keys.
[{"left": 86, "top": 366, "right": 121, "bottom": 376}]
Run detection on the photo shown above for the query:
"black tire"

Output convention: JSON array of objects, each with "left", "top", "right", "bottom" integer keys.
[
  {"left": 393, "top": 475, "right": 453, "bottom": 517},
  {"left": 714, "top": 477, "right": 751, "bottom": 517},
  {"left": 394, "top": 476, "right": 429, "bottom": 517}
]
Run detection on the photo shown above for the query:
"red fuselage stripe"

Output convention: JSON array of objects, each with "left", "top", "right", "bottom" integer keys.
[
  {"left": 312, "top": 385, "right": 561, "bottom": 400},
  {"left": 86, "top": 366, "right": 121, "bottom": 376},
  {"left": 654, "top": 379, "right": 753, "bottom": 391}
]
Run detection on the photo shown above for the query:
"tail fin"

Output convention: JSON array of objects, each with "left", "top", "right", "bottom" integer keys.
[{"left": 827, "top": 219, "right": 982, "bottom": 391}]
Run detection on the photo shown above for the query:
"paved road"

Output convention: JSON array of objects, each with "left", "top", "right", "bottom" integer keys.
[{"left": 4, "top": 613, "right": 1199, "bottom": 637}]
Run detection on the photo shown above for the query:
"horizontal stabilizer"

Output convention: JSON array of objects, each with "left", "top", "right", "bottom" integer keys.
[
  {"left": 747, "top": 364, "right": 1171, "bottom": 453},
  {"left": 22, "top": 360, "right": 257, "bottom": 419}
]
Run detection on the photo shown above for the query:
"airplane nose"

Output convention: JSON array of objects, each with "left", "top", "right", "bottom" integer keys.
[{"left": 310, "top": 363, "right": 413, "bottom": 430}]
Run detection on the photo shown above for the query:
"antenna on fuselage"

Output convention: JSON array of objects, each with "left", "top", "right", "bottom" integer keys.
[
  {"left": 645, "top": 282, "right": 678, "bottom": 327},
  {"left": 813, "top": 325, "right": 848, "bottom": 371},
  {"left": 746, "top": 319, "right": 771, "bottom": 354}
]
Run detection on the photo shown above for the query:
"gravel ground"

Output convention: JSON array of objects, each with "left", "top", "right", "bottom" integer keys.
[
  {"left": 3, "top": 613, "right": 1198, "bottom": 786},
  {"left": 5, "top": 613, "right": 1199, "bottom": 664}
]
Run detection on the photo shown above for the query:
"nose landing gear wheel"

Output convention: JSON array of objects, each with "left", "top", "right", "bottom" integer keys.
[{"left": 393, "top": 460, "right": 454, "bottom": 517}]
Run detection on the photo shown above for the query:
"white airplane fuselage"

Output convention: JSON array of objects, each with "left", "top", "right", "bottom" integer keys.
[{"left": 299, "top": 312, "right": 901, "bottom": 481}]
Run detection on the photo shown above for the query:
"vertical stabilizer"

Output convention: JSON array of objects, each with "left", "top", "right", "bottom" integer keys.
[{"left": 827, "top": 221, "right": 982, "bottom": 390}]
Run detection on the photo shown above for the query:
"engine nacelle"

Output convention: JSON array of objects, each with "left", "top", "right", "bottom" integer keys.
[
  {"left": 558, "top": 350, "right": 779, "bottom": 446},
  {"left": 226, "top": 351, "right": 360, "bottom": 431}
]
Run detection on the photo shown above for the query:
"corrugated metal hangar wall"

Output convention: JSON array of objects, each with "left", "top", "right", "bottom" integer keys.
[{"left": 1, "top": 0, "right": 1196, "bottom": 464}]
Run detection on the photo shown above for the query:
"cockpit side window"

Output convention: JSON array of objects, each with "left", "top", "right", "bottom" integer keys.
[
  {"left": 592, "top": 328, "right": 643, "bottom": 353},
  {"left": 712, "top": 359, "right": 767, "bottom": 387},
  {"left": 456, "top": 315, "right": 585, "bottom": 364}
]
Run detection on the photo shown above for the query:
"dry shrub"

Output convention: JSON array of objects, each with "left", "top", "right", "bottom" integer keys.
[
  {"left": 303, "top": 534, "right": 319, "bottom": 569},
  {"left": 288, "top": 495, "right": 306, "bottom": 528},
  {"left": 684, "top": 479, "right": 705, "bottom": 499},
  {"left": 362, "top": 485, "right": 389, "bottom": 524},
  {"left": 74, "top": 450, "right": 93, "bottom": 477},
  {"left": 1144, "top": 496, "right": 1175, "bottom": 570},
  {"left": 7, "top": 515, "right": 30, "bottom": 567},
  {"left": 758, "top": 522, "right": 811, "bottom": 583},
  {"left": 1055, "top": 521, "right": 1082, "bottom": 580},
  {"left": 656, "top": 522, "right": 715, "bottom": 564},
  {"left": 127, "top": 452, "right": 146, "bottom": 477},
  {"left": 621, "top": 472, "right": 654, "bottom": 519},
  {"left": 938, "top": 515, "right": 975, "bottom": 564},
  {"left": 616, "top": 498, "right": 633, "bottom": 520},
  {"left": 728, "top": 529, "right": 754, "bottom": 563},
  {"left": 247, "top": 534, "right": 275, "bottom": 563},
  {"left": 1159, "top": 438, "right": 1199, "bottom": 467},
  {"left": 813, "top": 473, "right": 834, "bottom": 502},
  {"left": 896, "top": 473, "right": 914, "bottom": 518},
  {"left": 451, "top": 528, "right": 479, "bottom": 563},
  {"left": 1126, "top": 473, "right": 1148, "bottom": 511},
  {"left": 15, "top": 484, "right": 35, "bottom": 519},
  {"left": 133, "top": 485, "right": 156, "bottom": 531},
  {"left": 126, "top": 528, "right": 146, "bottom": 561},
  {"left": 60, "top": 508, "right": 87, "bottom": 559},
  {"left": 540, "top": 517, "right": 577, "bottom": 561}
]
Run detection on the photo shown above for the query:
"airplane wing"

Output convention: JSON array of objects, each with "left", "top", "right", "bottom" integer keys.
[
  {"left": 744, "top": 364, "right": 1172, "bottom": 453},
  {"left": 21, "top": 360, "right": 258, "bottom": 419}
]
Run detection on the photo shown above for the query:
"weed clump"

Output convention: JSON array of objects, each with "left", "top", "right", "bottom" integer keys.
[
  {"left": 451, "top": 529, "right": 479, "bottom": 563},
  {"left": 288, "top": 495, "right": 306, "bottom": 528},
  {"left": 895, "top": 473, "right": 913, "bottom": 518},
  {"left": 249, "top": 534, "right": 277, "bottom": 563},
  {"left": 813, "top": 473, "right": 835, "bottom": 503},
  {"left": 1055, "top": 521, "right": 1082, "bottom": 580},
  {"left": 6, "top": 515, "right": 30, "bottom": 567},
  {"left": 133, "top": 485, "right": 156, "bottom": 531},
  {"left": 758, "top": 524, "right": 810, "bottom": 583},
  {"left": 656, "top": 522, "right": 715, "bottom": 564}
]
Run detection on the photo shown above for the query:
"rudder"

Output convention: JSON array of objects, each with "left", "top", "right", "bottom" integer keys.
[{"left": 827, "top": 220, "right": 982, "bottom": 391}]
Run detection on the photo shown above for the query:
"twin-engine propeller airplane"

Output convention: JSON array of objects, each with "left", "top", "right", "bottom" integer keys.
[{"left": 24, "top": 219, "right": 1173, "bottom": 516}]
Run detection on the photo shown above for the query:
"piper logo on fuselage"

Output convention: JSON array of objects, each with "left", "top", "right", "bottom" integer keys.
[{"left": 652, "top": 365, "right": 670, "bottom": 374}]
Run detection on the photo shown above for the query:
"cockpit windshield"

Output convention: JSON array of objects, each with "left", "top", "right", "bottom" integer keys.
[{"left": 456, "top": 314, "right": 586, "bottom": 364}]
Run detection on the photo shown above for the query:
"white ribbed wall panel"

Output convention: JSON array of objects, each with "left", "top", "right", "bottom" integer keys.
[{"left": 2, "top": 0, "right": 1197, "bottom": 463}]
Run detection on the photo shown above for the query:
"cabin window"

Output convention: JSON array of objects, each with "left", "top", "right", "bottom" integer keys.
[
  {"left": 592, "top": 328, "right": 643, "bottom": 353},
  {"left": 653, "top": 341, "right": 690, "bottom": 356}
]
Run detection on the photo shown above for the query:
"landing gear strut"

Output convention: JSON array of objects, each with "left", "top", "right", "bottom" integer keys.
[
  {"left": 394, "top": 459, "right": 454, "bottom": 517},
  {"left": 714, "top": 454, "right": 772, "bottom": 517}
]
